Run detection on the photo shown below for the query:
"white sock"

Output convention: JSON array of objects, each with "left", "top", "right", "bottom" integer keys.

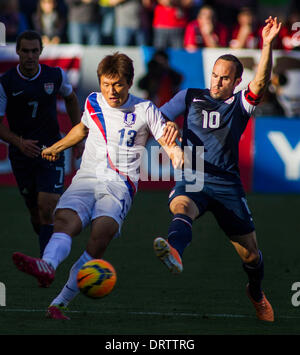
[
  {"left": 50, "top": 251, "right": 93, "bottom": 307},
  {"left": 42, "top": 232, "right": 72, "bottom": 270}
]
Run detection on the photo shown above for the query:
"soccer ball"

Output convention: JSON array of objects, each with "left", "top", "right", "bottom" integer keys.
[{"left": 77, "top": 259, "right": 117, "bottom": 298}]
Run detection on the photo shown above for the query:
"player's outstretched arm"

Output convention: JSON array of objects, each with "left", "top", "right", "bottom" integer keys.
[
  {"left": 42, "top": 122, "right": 88, "bottom": 162},
  {"left": 158, "top": 136, "right": 184, "bottom": 169},
  {"left": 249, "top": 16, "right": 282, "bottom": 96},
  {"left": 163, "top": 121, "right": 182, "bottom": 145}
]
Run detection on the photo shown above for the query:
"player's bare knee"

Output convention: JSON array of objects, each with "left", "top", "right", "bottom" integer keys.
[
  {"left": 92, "top": 218, "right": 119, "bottom": 240},
  {"left": 171, "top": 201, "right": 189, "bottom": 215},
  {"left": 242, "top": 250, "right": 260, "bottom": 265},
  {"left": 54, "top": 208, "right": 82, "bottom": 236},
  {"left": 170, "top": 197, "right": 197, "bottom": 219}
]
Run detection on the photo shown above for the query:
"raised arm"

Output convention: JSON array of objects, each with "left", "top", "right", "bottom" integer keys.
[{"left": 249, "top": 16, "right": 282, "bottom": 97}]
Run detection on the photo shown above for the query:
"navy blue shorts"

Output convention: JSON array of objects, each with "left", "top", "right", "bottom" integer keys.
[
  {"left": 168, "top": 180, "right": 255, "bottom": 237},
  {"left": 9, "top": 152, "right": 65, "bottom": 209}
]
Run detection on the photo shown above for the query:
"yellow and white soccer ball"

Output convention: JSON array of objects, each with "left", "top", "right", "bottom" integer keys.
[{"left": 77, "top": 259, "right": 117, "bottom": 298}]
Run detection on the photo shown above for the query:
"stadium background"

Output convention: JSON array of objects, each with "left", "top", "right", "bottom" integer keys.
[
  {"left": 0, "top": 43, "right": 300, "bottom": 336},
  {"left": 1, "top": 44, "right": 300, "bottom": 193}
]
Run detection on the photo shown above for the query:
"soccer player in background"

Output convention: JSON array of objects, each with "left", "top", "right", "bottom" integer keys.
[
  {"left": 0, "top": 30, "right": 83, "bottom": 259},
  {"left": 154, "top": 16, "right": 282, "bottom": 322},
  {"left": 12, "top": 52, "right": 183, "bottom": 319}
]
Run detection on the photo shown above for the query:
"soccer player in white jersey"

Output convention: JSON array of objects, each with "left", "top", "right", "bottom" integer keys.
[
  {"left": 12, "top": 52, "right": 183, "bottom": 320},
  {"left": 154, "top": 17, "right": 281, "bottom": 322}
]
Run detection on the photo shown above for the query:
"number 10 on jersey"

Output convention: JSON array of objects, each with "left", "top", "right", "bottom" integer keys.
[{"left": 202, "top": 110, "right": 220, "bottom": 129}]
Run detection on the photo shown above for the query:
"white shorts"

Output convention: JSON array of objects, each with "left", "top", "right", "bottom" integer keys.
[{"left": 55, "top": 174, "right": 133, "bottom": 233}]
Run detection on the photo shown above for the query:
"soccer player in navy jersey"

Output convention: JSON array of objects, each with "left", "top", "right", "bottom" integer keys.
[
  {"left": 0, "top": 30, "right": 83, "bottom": 260},
  {"left": 154, "top": 16, "right": 282, "bottom": 322}
]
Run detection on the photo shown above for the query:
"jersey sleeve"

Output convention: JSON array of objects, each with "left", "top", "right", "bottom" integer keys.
[
  {"left": 58, "top": 68, "right": 73, "bottom": 97},
  {"left": 146, "top": 102, "right": 166, "bottom": 141},
  {"left": 160, "top": 89, "right": 187, "bottom": 120},
  {"left": 241, "top": 85, "right": 262, "bottom": 116},
  {"left": 0, "top": 83, "right": 7, "bottom": 116},
  {"left": 80, "top": 98, "right": 90, "bottom": 128}
]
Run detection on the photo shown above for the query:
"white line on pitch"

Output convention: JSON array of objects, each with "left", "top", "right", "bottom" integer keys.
[{"left": 1, "top": 308, "right": 300, "bottom": 319}]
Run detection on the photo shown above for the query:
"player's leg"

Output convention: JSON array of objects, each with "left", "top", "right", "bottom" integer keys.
[
  {"left": 230, "top": 231, "right": 263, "bottom": 301},
  {"left": 167, "top": 195, "right": 198, "bottom": 256},
  {"left": 12, "top": 176, "right": 94, "bottom": 286},
  {"left": 37, "top": 191, "right": 60, "bottom": 257},
  {"left": 87, "top": 216, "right": 119, "bottom": 257},
  {"left": 12, "top": 208, "right": 82, "bottom": 287},
  {"left": 230, "top": 232, "right": 274, "bottom": 322},
  {"left": 154, "top": 188, "right": 201, "bottom": 273},
  {"left": 47, "top": 193, "right": 124, "bottom": 319},
  {"left": 27, "top": 205, "right": 41, "bottom": 235},
  {"left": 42, "top": 208, "right": 82, "bottom": 269},
  {"left": 9, "top": 156, "right": 42, "bottom": 240},
  {"left": 211, "top": 188, "right": 274, "bottom": 322},
  {"left": 36, "top": 155, "right": 65, "bottom": 257}
]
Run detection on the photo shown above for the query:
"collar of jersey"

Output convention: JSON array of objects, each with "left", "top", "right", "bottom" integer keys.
[{"left": 17, "top": 64, "right": 41, "bottom": 81}]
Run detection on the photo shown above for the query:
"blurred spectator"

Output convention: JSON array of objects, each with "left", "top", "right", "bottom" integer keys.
[
  {"left": 99, "top": 0, "right": 115, "bottom": 44},
  {"left": 152, "top": 0, "right": 193, "bottom": 49},
  {"left": 109, "top": 0, "right": 151, "bottom": 46},
  {"left": 184, "top": 4, "right": 228, "bottom": 51},
  {"left": 19, "top": 0, "right": 39, "bottom": 29},
  {"left": 211, "top": 0, "right": 257, "bottom": 29},
  {"left": 138, "top": 50, "right": 183, "bottom": 106},
  {"left": 65, "top": 0, "right": 101, "bottom": 45},
  {"left": 32, "top": 0, "right": 66, "bottom": 45},
  {"left": 255, "top": 73, "right": 287, "bottom": 116},
  {"left": 0, "top": 0, "right": 29, "bottom": 42},
  {"left": 257, "top": 0, "right": 292, "bottom": 24},
  {"left": 280, "top": 11, "right": 300, "bottom": 51},
  {"left": 229, "top": 7, "right": 260, "bottom": 49}
]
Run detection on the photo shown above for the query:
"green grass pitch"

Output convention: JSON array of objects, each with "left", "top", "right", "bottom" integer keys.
[{"left": 0, "top": 186, "right": 300, "bottom": 335}]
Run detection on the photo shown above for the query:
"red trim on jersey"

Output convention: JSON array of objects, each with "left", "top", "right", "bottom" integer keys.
[
  {"left": 244, "top": 85, "right": 262, "bottom": 106},
  {"left": 86, "top": 97, "right": 107, "bottom": 143},
  {"left": 86, "top": 94, "right": 136, "bottom": 198}
]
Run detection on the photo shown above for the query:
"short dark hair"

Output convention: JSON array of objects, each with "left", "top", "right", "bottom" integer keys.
[
  {"left": 97, "top": 52, "right": 134, "bottom": 85},
  {"left": 16, "top": 30, "right": 43, "bottom": 51},
  {"left": 216, "top": 54, "right": 243, "bottom": 79}
]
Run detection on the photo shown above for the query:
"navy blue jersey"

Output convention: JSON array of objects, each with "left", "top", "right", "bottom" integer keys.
[
  {"left": 0, "top": 64, "right": 72, "bottom": 154},
  {"left": 161, "top": 87, "right": 260, "bottom": 185}
]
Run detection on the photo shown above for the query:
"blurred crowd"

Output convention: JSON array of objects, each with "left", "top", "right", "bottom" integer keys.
[{"left": 0, "top": 0, "right": 299, "bottom": 50}]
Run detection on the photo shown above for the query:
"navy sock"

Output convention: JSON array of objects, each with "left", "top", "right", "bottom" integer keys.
[
  {"left": 243, "top": 250, "right": 264, "bottom": 302},
  {"left": 39, "top": 224, "right": 54, "bottom": 258},
  {"left": 167, "top": 214, "right": 193, "bottom": 257}
]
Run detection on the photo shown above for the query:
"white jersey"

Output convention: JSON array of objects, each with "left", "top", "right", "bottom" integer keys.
[{"left": 77, "top": 92, "right": 166, "bottom": 198}]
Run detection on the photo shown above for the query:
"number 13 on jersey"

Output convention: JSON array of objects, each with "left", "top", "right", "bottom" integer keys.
[{"left": 118, "top": 128, "right": 137, "bottom": 147}]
